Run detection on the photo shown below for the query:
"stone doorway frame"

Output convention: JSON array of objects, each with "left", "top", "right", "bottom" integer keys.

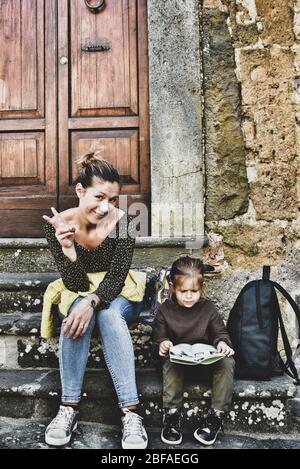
[{"left": 147, "top": 0, "right": 204, "bottom": 242}]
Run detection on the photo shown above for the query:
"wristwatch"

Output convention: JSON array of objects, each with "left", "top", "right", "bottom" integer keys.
[{"left": 84, "top": 297, "right": 98, "bottom": 311}]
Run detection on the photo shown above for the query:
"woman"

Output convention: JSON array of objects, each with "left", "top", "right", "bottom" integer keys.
[{"left": 41, "top": 152, "right": 148, "bottom": 449}]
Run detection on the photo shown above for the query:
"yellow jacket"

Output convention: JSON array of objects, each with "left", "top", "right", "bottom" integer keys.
[{"left": 41, "top": 270, "right": 146, "bottom": 338}]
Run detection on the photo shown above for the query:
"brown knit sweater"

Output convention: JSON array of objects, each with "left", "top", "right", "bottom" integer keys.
[
  {"left": 44, "top": 213, "right": 135, "bottom": 308},
  {"left": 151, "top": 296, "right": 232, "bottom": 353}
]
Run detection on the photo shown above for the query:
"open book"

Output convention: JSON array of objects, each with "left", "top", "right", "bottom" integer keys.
[{"left": 169, "top": 343, "right": 224, "bottom": 365}]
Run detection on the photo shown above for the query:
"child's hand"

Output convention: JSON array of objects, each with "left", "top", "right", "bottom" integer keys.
[
  {"left": 159, "top": 340, "right": 173, "bottom": 357},
  {"left": 217, "top": 341, "right": 235, "bottom": 357}
]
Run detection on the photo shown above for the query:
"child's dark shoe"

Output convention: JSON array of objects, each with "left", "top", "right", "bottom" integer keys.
[
  {"left": 161, "top": 408, "right": 182, "bottom": 445},
  {"left": 194, "top": 408, "right": 224, "bottom": 446}
]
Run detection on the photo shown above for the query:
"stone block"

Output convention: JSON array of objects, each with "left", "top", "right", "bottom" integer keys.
[
  {"left": 251, "top": 163, "right": 298, "bottom": 221},
  {"left": 223, "top": 0, "right": 294, "bottom": 47},
  {"left": 222, "top": 0, "right": 259, "bottom": 47},
  {"left": 15, "top": 331, "right": 155, "bottom": 370},
  {"left": 255, "top": 0, "right": 294, "bottom": 46},
  {"left": 0, "top": 397, "right": 35, "bottom": 419},
  {"left": 0, "top": 247, "right": 55, "bottom": 274},
  {"left": 238, "top": 47, "right": 296, "bottom": 165},
  {"left": 208, "top": 221, "right": 284, "bottom": 268},
  {"left": 203, "top": 7, "right": 249, "bottom": 221},
  {"left": 0, "top": 314, "right": 155, "bottom": 369},
  {"left": 0, "top": 292, "right": 44, "bottom": 314}
]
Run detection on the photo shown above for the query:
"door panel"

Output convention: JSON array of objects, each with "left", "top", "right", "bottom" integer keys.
[
  {"left": 71, "top": 0, "right": 137, "bottom": 116},
  {"left": 0, "top": 0, "right": 44, "bottom": 118},
  {"left": 0, "top": 133, "right": 45, "bottom": 184},
  {"left": 0, "top": 0, "right": 57, "bottom": 237},
  {"left": 71, "top": 129, "right": 139, "bottom": 189},
  {"left": 59, "top": 0, "right": 150, "bottom": 216}
]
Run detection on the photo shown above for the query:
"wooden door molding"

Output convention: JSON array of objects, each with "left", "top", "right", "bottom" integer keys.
[
  {"left": 0, "top": 0, "right": 150, "bottom": 237},
  {"left": 58, "top": 0, "right": 150, "bottom": 215},
  {"left": 0, "top": 0, "right": 57, "bottom": 237}
]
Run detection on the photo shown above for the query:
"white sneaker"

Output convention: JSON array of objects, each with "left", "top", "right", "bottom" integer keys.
[
  {"left": 121, "top": 410, "right": 148, "bottom": 449},
  {"left": 45, "top": 405, "right": 78, "bottom": 447}
]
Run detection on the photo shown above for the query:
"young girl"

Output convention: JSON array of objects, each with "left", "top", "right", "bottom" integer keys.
[
  {"left": 41, "top": 152, "right": 148, "bottom": 449},
  {"left": 152, "top": 256, "right": 235, "bottom": 446}
]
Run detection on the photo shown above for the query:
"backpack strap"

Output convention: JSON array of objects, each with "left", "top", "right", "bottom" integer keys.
[
  {"left": 276, "top": 306, "right": 300, "bottom": 384},
  {"left": 277, "top": 354, "right": 300, "bottom": 383},
  {"left": 262, "top": 265, "right": 271, "bottom": 281},
  {"left": 272, "top": 281, "right": 300, "bottom": 385},
  {"left": 272, "top": 282, "right": 300, "bottom": 326}
]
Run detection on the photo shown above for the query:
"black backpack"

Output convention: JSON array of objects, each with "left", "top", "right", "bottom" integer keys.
[{"left": 227, "top": 266, "right": 300, "bottom": 383}]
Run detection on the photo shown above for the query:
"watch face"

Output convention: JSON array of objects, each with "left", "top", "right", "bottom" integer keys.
[{"left": 91, "top": 299, "right": 97, "bottom": 309}]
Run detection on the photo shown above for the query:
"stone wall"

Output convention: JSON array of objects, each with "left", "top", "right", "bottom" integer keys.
[{"left": 202, "top": 0, "right": 300, "bottom": 346}]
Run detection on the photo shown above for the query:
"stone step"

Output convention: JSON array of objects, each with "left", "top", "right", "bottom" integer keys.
[
  {"left": 1, "top": 417, "right": 300, "bottom": 449},
  {"left": 0, "top": 311, "right": 153, "bottom": 337},
  {"left": 0, "top": 238, "right": 205, "bottom": 273},
  {"left": 0, "top": 313, "right": 154, "bottom": 369},
  {"left": 0, "top": 260, "right": 218, "bottom": 315},
  {"left": 287, "top": 387, "right": 300, "bottom": 431},
  {"left": 0, "top": 368, "right": 296, "bottom": 433},
  {"left": 0, "top": 273, "right": 59, "bottom": 313},
  {"left": 0, "top": 273, "right": 59, "bottom": 291},
  {"left": 0, "top": 272, "right": 156, "bottom": 315}
]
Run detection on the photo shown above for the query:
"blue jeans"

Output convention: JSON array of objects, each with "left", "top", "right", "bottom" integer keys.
[{"left": 58, "top": 296, "right": 143, "bottom": 407}]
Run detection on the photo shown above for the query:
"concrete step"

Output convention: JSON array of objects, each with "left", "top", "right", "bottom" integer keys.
[
  {"left": 0, "top": 368, "right": 296, "bottom": 433},
  {"left": 1, "top": 417, "right": 300, "bottom": 449},
  {"left": 0, "top": 312, "right": 154, "bottom": 369},
  {"left": 0, "top": 238, "right": 204, "bottom": 274}
]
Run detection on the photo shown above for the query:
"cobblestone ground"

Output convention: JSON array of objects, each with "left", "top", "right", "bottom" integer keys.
[{"left": 0, "top": 418, "right": 300, "bottom": 449}]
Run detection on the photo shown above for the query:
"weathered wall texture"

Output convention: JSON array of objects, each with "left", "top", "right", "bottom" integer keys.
[
  {"left": 148, "top": 0, "right": 204, "bottom": 237},
  {"left": 203, "top": 3, "right": 249, "bottom": 220},
  {"left": 202, "top": 0, "right": 300, "bottom": 344}
]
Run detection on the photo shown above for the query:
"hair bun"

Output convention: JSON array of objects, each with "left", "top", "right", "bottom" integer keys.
[{"left": 76, "top": 150, "right": 103, "bottom": 169}]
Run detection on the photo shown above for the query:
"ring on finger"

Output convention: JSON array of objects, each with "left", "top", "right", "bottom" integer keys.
[{"left": 79, "top": 323, "right": 85, "bottom": 329}]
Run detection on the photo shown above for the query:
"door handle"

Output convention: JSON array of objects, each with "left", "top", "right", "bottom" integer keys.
[{"left": 84, "top": 0, "right": 105, "bottom": 14}]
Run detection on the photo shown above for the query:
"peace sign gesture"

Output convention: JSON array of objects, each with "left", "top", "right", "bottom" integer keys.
[{"left": 43, "top": 207, "right": 76, "bottom": 249}]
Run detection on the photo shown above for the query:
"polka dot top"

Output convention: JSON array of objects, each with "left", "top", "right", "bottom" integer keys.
[{"left": 43, "top": 213, "right": 136, "bottom": 308}]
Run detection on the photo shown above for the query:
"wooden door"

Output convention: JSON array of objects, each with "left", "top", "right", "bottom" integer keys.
[
  {"left": 0, "top": 0, "right": 57, "bottom": 237},
  {"left": 0, "top": 0, "right": 150, "bottom": 237},
  {"left": 58, "top": 0, "right": 150, "bottom": 221}
]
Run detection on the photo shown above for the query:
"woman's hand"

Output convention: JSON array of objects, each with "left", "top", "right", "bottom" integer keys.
[
  {"left": 217, "top": 341, "right": 235, "bottom": 357},
  {"left": 43, "top": 207, "right": 76, "bottom": 249},
  {"left": 159, "top": 340, "right": 173, "bottom": 357},
  {"left": 62, "top": 297, "right": 98, "bottom": 339}
]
